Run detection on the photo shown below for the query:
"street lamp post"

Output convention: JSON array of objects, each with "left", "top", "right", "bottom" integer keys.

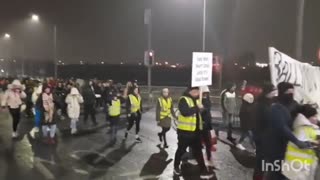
[
  {"left": 202, "top": 0, "right": 206, "bottom": 52},
  {"left": 30, "top": 14, "right": 58, "bottom": 78},
  {"left": 144, "top": 9, "right": 152, "bottom": 94},
  {"left": 53, "top": 25, "right": 57, "bottom": 78}
]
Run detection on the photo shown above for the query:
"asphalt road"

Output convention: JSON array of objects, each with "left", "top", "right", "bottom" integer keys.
[{"left": 0, "top": 107, "right": 254, "bottom": 180}]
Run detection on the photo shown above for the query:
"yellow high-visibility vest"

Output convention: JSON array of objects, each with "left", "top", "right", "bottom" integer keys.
[
  {"left": 285, "top": 126, "right": 318, "bottom": 166},
  {"left": 177, "top": 96, "right": 202, "bottom": 131},
  {"left": 158, "top": 97, "right": 173, "bottom": 120},
  {"left": 109, "top": 99, "right": 121, "bottom": 117},
  {"left": 129, "top": 94, "right": 141, "bottom": 113}
]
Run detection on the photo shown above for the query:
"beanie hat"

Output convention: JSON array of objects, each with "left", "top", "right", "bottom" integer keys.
[
  {"left": 277, "top": 82, "right": 294, "bottom": 96},
  {"left": 299, "top": 104, "right": 317, "bottom": 118},
  {"left": 187, "top": 86, "right": 199, "bottom": 91}
]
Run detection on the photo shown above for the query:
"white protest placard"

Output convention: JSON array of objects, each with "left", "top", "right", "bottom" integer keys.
[
  {"left": 192, "top": 52, "right": 213, "bottom": 87},
  {"left": 269, "top": 47, "right": 320, "bottom": 108}
]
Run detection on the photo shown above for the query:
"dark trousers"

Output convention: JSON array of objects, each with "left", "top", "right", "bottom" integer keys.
[
  {"left": 127, "top": 112, "right": 141, "bottom": 134},
  {"left": 253, "top": 132, "right": 265, "bottom": 180},
  {"left": 216, "top": 112, "right": 234, "bottom": 138},
  {"left": 110, "top": 116, "right": 120, "bottom": 142},
  {"left": 25, "top": 101, "right": 33, "bottom": 117},
  {"left": 159, "top": 127, "right": 170, "bottom": 145},
  {"left": 201, "top": 130, "right": 212, "bottom": 160},
  {"left": 84, "top": 104, "right": 97, "bottom": 124},
  {"left": 9, "top": 107, "right": 21, "bottom": 132},
  {"left": 96, "top": 98, "right": 103, "bottom": 108},
  {"left": 174, "top": 131, "right": 206, "bottom": 171}
]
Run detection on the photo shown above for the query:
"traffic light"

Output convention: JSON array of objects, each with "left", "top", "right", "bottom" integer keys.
[
  {"left": 212, "top": 56, "right": 222, "bottom": 73},
  {"left": 148, "top": 51, "right": 154, "bottom": 66},
  {"left": 144, "top": 50, "right": 155, "bottom": 66}
]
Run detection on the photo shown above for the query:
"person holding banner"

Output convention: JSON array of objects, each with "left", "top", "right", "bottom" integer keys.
[
  {"left": 264, "top": 82, "right": 313, "bottom": 180},
  {"left": 173, "top": 86, "right": 213, "bottom": 179}
]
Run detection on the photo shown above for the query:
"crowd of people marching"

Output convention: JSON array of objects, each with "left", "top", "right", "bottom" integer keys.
[
  {"left": 1, "top": 77, "right": 320, "bottom": 179},
  {"left": 0, "top": 78, "right": 141, "bottom": 144}
]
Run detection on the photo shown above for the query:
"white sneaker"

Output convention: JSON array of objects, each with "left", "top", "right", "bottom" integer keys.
[
  {"left": 188, "top": 159, "right": 198, "bottom": 165},
  {"left": 236, "top": 144, "right": 246, "bottom": 150},
  {"left": 71, "top": 129, "right": 77, "bottom": 135},
  {"left": 12, "top": 132, "right": 18, "bottom": 138}
]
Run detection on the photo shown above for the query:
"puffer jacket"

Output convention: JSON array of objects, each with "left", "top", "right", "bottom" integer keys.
[
  {"left": 1, "top": 89, "right": 26, "bottom": 109},
  {"left": 65, "top": 88, "right": 84, "bottom": 119}
]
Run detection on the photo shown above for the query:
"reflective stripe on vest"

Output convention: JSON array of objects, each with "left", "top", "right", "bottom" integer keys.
[
  {"left": 109, "top": 99, "right": 121, "bottom": 116},
  {"left": 129, "top": 94, "right": 141, "bottom": 113},
  {"left": 177, "top": 96, "right": 202, "bottom": 131},
  {"left": 158, "top": 97, "right": 172, "bottom": 120},
  {"left": 285, "top": 127, "right": 318, "bottom": 165}
]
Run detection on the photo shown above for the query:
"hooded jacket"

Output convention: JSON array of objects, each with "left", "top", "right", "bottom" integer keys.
[
  {"left": 264, "top": 103, "right": 300, "bottom": 161},
  {"left": 66, "top": 88, "right": 84, "bottom": 119}
]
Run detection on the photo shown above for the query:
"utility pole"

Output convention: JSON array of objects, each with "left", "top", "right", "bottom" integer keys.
[
  {"left": 53, "top": 25, "right": 57, "bottom": 78},
  {"left": 296, "top": 0, "right": 305, "bottom": 60},
  {"left": 202, "top": 0, "right": 206, "bottom": 52},
  {"left": 145, "top": 9, "right": 152, "bottom": 94}
]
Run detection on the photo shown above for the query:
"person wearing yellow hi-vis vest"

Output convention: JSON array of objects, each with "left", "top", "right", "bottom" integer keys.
[
  {"left": 156, "top": 88, "right": 177, "bottom": 148},
  {"left": 125, "top": 87, "right": 143, "bottom": 142},
  {"left": 173, "top": 86, "right": 213, "bottom": 179},
  {"left": 107, "top": 91, "right": 125, "bottom": 145},
  {"left": 282, "top": 105, "right": 320, "bottom": 180}
]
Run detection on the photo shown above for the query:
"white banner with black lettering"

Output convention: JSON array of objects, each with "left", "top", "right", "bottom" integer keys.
[
  {"left": 269, "top": 47, "right": 320, "bottom": 108},
  {"left": 191, "top": 52, "right": 213, "bottom": 87}
]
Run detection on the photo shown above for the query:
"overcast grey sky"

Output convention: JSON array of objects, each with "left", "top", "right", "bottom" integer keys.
[{"left": 0, "top": 0, "right": 319, "bottom": 64}]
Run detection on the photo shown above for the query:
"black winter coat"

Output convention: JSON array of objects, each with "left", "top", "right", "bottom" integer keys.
[
  {"left": 239, "top": 101, "right": 255, "bottom": 131},
  {"left": 82, "top": 85, "right": 96, "bottom": 105}
]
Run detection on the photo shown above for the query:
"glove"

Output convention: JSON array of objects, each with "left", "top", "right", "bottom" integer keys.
[{"left": 295, "top": 141, "right": 312, "bottom": 149}]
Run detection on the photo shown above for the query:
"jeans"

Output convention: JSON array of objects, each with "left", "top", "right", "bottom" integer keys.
[
  {"left": 34, "top": 107, "right": 41, "bottom": 128},
  {"left": 70, "top": 118, "right": 78, "bottom": 130},
  {"left": 217, "top": 112, "right": 234, "bottom": 138},
  {"left": 42, "top": 124, "right": 57, "bottom": 138}
]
